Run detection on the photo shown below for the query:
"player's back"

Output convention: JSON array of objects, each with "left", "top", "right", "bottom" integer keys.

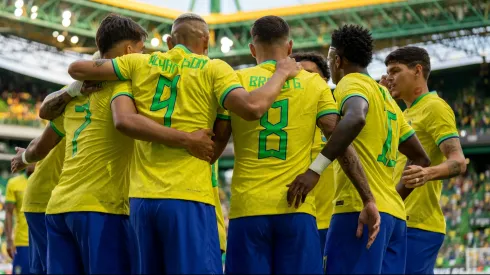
[
  {"left": 229, "top": 61, "right": 338, "bottom": 219},
  {"left": 113, "top": 45, "right": 241, "bottom": 205},
  {"left": 333, "top": 73, "right": 414, "bottom": 220},
  {"left": 46, "top": 81, "right": 134, "bottom": 215},
  {"left": 22, "top": 137, "right": 65, "bottom": 213}
]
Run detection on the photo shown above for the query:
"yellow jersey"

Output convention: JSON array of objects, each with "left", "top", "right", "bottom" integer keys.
[
  {"left": 112, "top": 45, "right": 242, "bottom": 205},
  {"left": 229, "top": 61, "right": 339, "bottom": 219},
  {"left": 311, "top": 127, "right": 336, "bottom": 230},
  {"left": 394, "top": 92, "right": 458, "bottom": 234},
  {"left": 333, "top": 73, "right": 415, "bottom": 220},
  {"left": 47, "top": 81, "right": 134, "bottom": 215},
  {"left": 5, "top": 174, "right": 29, "bottom": 246},
  {"left": 22, "top": 132, "right": 65, "bottom": 213},
  {"left": 212, "top": 162, "right": 226, "bottom": 252}
]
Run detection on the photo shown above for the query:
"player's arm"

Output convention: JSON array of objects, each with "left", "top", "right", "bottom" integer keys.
[
  {"left": 4, "top": 182, "right": 16, "bottom": 259},
  {"left": 222, "top": 58, "right": 301, "bottom": 121},
  {"left": 402, "top": 106, "right": 465, "bottom": 187},
  {"left": 210, "top": 116, "right": 232, "bottom": 164},
  {"left": 68, "top": 59, "right": 119, "bottom": 81},
  {"left": 11, "top": 123, "right": 63, "bottom": 173},
  {"left": 39, "top": 82, "right": 101, "bottom": 120},
  {"left": 315, "top": 97, "right": 368, "bottom": 163},
  {"left": 396, "top": 135, "right": 431, "bottom": 200},
  {"left": 111, "top": 95, "right": 215, "bottom": 162}
]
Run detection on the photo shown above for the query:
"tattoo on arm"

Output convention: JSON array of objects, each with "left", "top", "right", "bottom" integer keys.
[
  {"left": 338, "top": 146, "right": 374, "bottom": 203},
  {"left": 439, "top": 138, "right": 466, "bottom": 179},
  {"left": 93, "top": 59, "right": 109, "bottom": 67},
  {"left": 39, "top": 90, "right": 72, "bottom": 120}
]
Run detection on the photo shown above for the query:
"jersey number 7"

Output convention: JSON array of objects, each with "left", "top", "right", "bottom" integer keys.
[{"left": 150, "top": 75, "right": 180, "bottom": 127}]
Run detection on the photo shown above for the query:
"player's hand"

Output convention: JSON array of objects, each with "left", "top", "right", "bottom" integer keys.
[
  {"left": 402, "top": 165, "right": 430, "bottom": 188},
  {"left": 186, "top": 129, "right": 215, "bottom": 162},
  {"left": 80, "top": 81, "right": 103, "bottom": 96},
  {"left": 11, "top": 147, "right": 27, "bottom": 173},
  {"left": 357, "top": 201, "right": 380, "bottom": 249},
  {"left": 379, "top": 75, "right": 389, "bottom": 88},
  {"left": 276, "top": 57, "right": 303, "bottom": 79},
  {"left": 6, "top": 239, "right": 15, "bottom": 260},
  {"left": 286, "top": 169, "right": 320, "bottom": 208}
]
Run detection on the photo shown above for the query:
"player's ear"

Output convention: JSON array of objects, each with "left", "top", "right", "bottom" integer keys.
[
  {"left": 167, "top": 36, "right": 175, "bottom": 50},
  {"left": 249, "top": 43, "right": 257, "bottom": 59},
  {"left": 287, "top": 40, "right": 293, "bottom": 56},
  {"left": 202, "top": 35, "right": 210, "bottom": 56},
  {"left": 415, "top": 64, "right": 423, "bottom": 78}
]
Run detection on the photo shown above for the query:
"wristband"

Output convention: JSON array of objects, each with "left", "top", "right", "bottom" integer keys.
[
  {"left": 309, "top": 153, "right": 332, "bottom": 175},
  {"left": 65, "top": 81, "right": 84, "bottom": 97},
  {"left": 21, "top": 151, "right": 30, "bottom": 165}
]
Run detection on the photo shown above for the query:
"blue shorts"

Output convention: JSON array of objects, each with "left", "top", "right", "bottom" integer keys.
[
  {"left": 129, "top": 198, "right": 221, "bottom": 275},
  {"left": 406, "top": 228, "right": 445, "bottom": 274},
  {"left": 12, "top": 246, "right": 30, "bottom": 274},
  {"left": 325, "top": 212, "right": 407, "bottom": 274},
  {"left": 318, "top": 228, "right": 328, "bottom": 273},
  {"left": 226, "top": 213, "right": 322, "bottom": 275},
  {"left": 25, "top": 212, "right": 47, "bottom": 274},
  {"left": 46, "top": 212, "right": 135, "bottom": 274}
]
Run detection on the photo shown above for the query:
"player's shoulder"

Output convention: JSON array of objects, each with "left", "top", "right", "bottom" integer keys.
[
  {"left": 7, "top": 175, "right": 24, "bottom": 186},
  {"left": 104, "top": 80, "right": 132, "bottom": 93},
  {"left": 421, "top": 92, "right": 454, "bottom": 114}
]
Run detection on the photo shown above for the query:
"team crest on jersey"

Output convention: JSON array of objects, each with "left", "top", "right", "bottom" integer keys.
[
  {"left": 321, "top": 133, "right": 327, "bottom": 143},
  {"left": 408, "top": 120, "right": 412, "bottom": 125}
]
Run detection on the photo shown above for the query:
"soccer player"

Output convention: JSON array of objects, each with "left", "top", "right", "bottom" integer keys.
[
  {"left": 225, "top": 16, "right": 378, "bottom": 274},
  {"left": 67, "top": 13, "right": 300, "bottom": 274},
  {"left": 291, "top": 52, "right": 336, "bottom": 260},
  {"left": 290, "top": 25, "right": 431, "bottom": 274},
  {"left": 383, "top": 46, "right": 466, "bottom": 274},
  {"left": 5, "top": 164, "right": 35, "bottom": 274},
  {"left": 12, "top": 14, "right": 215, "bottom": 274},
  {"left": 21, "top": 137, "right": 64, "bottom": 275}
]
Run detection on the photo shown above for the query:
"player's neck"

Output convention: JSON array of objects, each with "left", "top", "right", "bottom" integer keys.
[
  {"left": 343, "top": 66, "right": 369, "bottom": 77},
  {"left": 255, "top": 52, "right": 288, "bottom": 65},
  {"left": 405, "top": 84, "right": 430, "bottom": 108},
  {"left": 102, "top": 50, "right": 121, "bottom": 60}
]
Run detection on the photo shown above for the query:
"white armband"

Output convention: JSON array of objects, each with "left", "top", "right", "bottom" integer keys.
[
  {"left": 309, "top": 154, "right": 332, "bottom": 175},
  {"left": 21, "top": 151, "right": 31, "bottom": 165}
]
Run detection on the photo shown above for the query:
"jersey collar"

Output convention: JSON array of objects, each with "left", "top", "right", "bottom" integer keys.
[
  {"left": 410, "top": 91, "right": 437, "bottom": 108},
  {"left": 174, "top": 44, "right": 192, "bottom": 54},
  {"left": 260, "top": 60, "right": 277, "bottom": 66}
]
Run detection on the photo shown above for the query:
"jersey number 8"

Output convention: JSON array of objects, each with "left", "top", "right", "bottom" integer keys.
[{"left": 258, "top": 99, "right": 289, "bottom": 160}]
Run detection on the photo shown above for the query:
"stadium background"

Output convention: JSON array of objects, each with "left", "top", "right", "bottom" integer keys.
[{"left": 0, "top": 0, "right": 489, "bottom": 273}]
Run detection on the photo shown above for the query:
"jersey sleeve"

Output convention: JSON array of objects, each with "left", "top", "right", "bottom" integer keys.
[
  {"left": 426, "top": 101, "right": 459, "bottom": 146},
  {"left": 110, "top": 81, "right": 134, "bottom": 104},
  {"left": 5, "top": 180, "right": 16, "bottom": 203},
  {"left": 397, "top": 106, "right": 415, "bottom": 144},
  {"left": 334, "top": 80, "right": 369, "bottom": 116},
  {"left": 313, "top": 76, "right": 339, "bottom": 120},
  {"left": 50, "top": 113, "right": 66, "bottom": 137},
  {"left": 112, "top": 53, "right": 150, "bottom": 81},
  {"left": 217, "top": 107, "right": 231, "bottom": 120},
  {"left": 208, "top": 59, "right": 243, "bottom": 109}
]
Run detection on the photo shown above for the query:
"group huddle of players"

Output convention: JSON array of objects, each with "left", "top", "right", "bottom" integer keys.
[{"left": 6, "top": 10, "right": 467, "bottom": 275}]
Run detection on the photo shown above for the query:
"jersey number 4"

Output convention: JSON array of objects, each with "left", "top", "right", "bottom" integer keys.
[
  {"left": 150, "top": 75, "right": 180, "bottom": 127},
  {"left": 258, "top": 99, "right": 289, "bottom": 160}
]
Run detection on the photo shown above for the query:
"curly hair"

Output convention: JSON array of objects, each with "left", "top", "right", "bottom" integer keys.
[
  {"left": 291, "top": 52, "right": 330, "bottom": 80},
  {"left": 331, "top": 25, "right": 374, "bottom": 68},
  {"left": 96, "top": 14, "right": 148, "bottom": 55},
  {"left": 251, "top": 15, "right": 290, "bottom": 44},
  {"left": 385, "top": 46, "right": 431, "bottom": 80}
]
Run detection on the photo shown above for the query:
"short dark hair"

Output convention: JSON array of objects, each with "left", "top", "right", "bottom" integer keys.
[
  {"left": 96, "top": 14, "right": 148, "bottom": 55},
  {"left": 331, "top": 25, "right": 374, "bottom": 68},
  {"left": 251, "top": 16, "right": 289, "bottom": 44},
  {"left": 291, "top": 52, "right": 330, "bottom": 80},
  {"left": 384, "top": 46, "right": 431, "bottom": 80}
]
